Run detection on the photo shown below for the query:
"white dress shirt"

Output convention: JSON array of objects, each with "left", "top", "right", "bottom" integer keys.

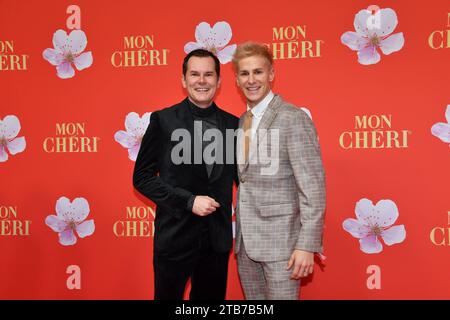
[{"left": 247, "top": 91, "right": 274, "bottom": 140}]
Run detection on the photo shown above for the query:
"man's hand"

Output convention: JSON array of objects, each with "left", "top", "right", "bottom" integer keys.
[
  {"left": 286, "top": 249, "right": 314, "bottom": 279},
  {"left": 192, "top": 196, "right": 220, "bottom": 216}
]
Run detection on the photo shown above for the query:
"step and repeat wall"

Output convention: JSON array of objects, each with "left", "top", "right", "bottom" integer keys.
[{"left": 1, "top": 0, "right": 449, "bottom": 299}]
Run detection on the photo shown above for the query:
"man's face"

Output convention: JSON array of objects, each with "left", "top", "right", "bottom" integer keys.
[
  {"left": 182, "top": 56, "right": 220, "bottom": 108},
  {"left": 236, "top": 55, "right": 274, "bottom": 108}
]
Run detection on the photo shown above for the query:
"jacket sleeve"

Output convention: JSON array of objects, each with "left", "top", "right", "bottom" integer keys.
[
  {"left": 286, "top": 109, "right": 326, "bottom": 253},
  {"left": 133, "top": 111, "right": 193, "bottom": 219}
]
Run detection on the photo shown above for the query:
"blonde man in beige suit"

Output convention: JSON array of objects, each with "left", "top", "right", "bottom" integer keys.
[{"left": 233, "top": 42, "right": 326, "bottom": 300}]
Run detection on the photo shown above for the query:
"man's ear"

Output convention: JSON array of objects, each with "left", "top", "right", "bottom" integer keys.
[
  {"left": 269, "top": 67, "right": 275, "bottom": 83},
  {"left": 181, "top": 75, "right": 187, "bottom": 89}
]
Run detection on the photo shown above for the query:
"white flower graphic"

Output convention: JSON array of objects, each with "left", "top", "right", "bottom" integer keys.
[
  {"left": 43, "top": 29, "right": 93, "bottom": 79},
  {"left": 341, "top": 8, "right": 404, "bottom": 65},
  {"left": 114, "top": 112, "right": 151, "bottom": 161},
  {"left": 184, "top": 21, "right": 237, "bottom": 64},
  {"left": 431, "top": 105, "right": 450, "bottom": 145},
  {"left": 0, "top": 115, "right": 26, "bottom": 163},
  {"left": 45, "top": 197, "right": 95, "bottom": 246},
  {"left": 342, "top": 198, "right": 406, "bottom": 254}
]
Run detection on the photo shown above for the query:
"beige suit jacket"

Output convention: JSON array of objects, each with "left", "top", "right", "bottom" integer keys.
[{"left": 235, "top": 94, "right": 326, "bottom": 261}]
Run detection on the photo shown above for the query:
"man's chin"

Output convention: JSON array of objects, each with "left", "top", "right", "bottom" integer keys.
[{"left": 245, "top": 96, "right": 261, "bottom": 106}]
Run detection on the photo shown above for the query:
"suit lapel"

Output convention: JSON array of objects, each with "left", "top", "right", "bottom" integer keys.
[
  {"left": 175, "top": 98, "right": 208, "bottom": 181},
  {"left": 208, "top": 109, "right": 225, "bottom": 183},
  {"left": 240, "top": 95, "right": 282, "bottom": 174}
]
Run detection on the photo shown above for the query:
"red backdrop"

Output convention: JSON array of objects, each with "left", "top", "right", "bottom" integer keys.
[{"left": 1, "top": 0, "right": 449, "bottom": 299}]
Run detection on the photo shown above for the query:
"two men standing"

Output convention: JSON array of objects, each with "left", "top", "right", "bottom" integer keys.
[{"left": 133, "top": 43, "right": 325, "bottom": 300}]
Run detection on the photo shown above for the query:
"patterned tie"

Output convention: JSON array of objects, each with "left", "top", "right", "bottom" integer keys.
[{"left": 243, "top": 110, "right": 253, "bottom": 163}]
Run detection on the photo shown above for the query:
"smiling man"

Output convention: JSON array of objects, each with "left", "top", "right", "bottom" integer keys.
[
  {"left": 233, "top": 42, "right": 326, "bottom": 300},
  {"left": 133, "top": 49, "right": 239, "bottom": 300}
]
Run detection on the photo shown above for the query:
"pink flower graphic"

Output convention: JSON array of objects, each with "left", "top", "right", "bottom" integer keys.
[
  {"left": 43, "top": 29, "right": 93, "bottom": 79},
  {"left": 0, "top": 115, "right": 26, "bottom": 163},
  {"left": 341, "top": 8, "right": 404, "bottom": 65},
  {"left": 184, "top": 21, "right": 236, "bottom": 64},
  {"left": 45, "top": 197, "right": 95, "bottom": 246},
  {"left": 343, "top": 198, "right": 406, "bottom": 254},
  {"left": 300, "top": 107, "right": 312, "bottom": 120},
  {"left": 232, "top": 207, "right": 236, "bottom": 239},
  {"left": 114, "top": 112, "right": 151, "bottom": 161},
  {"left": 431, "top": 105, "right": 450, "bottom": 145}
]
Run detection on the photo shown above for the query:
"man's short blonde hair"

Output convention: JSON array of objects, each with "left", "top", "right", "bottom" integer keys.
[{"left": 232, "top": 42, "right": 273, "bottom": 71}]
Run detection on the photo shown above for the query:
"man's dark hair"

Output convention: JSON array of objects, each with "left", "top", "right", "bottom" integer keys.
[{"left": 182, "top": 49, "right": 221, "bottom": 78}]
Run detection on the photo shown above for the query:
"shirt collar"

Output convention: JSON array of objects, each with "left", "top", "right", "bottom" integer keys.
[{"left": 247, "top": 91, "right": 274, "bottom": 118}]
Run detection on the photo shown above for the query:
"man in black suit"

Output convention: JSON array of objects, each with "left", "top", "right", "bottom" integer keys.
[{"left": 133, "top": 49, "right": 239, "bottom": 300}]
